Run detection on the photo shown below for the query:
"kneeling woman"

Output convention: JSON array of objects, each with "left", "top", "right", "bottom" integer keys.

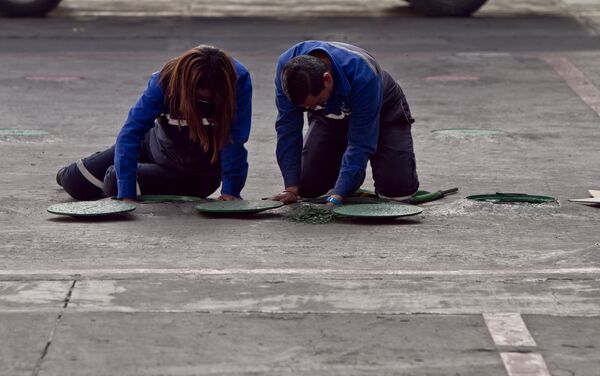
[{"left": 56, "top": 45, "right": 252, "bottom": 201}]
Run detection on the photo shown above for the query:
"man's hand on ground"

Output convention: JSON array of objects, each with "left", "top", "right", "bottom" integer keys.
[{"left": 271, "top": 186, "right": 299, "bottom": 204}]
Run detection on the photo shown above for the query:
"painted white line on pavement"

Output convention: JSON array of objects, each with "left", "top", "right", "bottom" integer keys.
[
  {"left": 1, "top": 267, "right": 600, "bottom": 278},
  {"left": 483, "top": 313, "right": 537, "bottom": 347},
  {"left": 484, "top": 313, "right": 551, "bottom": 376},
  {"left": 500, "top": 353, "right": 551, "bottom": 376},
  {"left": 543, "top": 55, "right": 600, "bottom": 118}
]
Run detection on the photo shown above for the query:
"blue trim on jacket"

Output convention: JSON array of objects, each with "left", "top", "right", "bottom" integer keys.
[
  {"left": 274, "top": 41, "right": 383, "bottom": 197},
  {"left": 114, "top": 59, "right": 252, "bottom": 199}
]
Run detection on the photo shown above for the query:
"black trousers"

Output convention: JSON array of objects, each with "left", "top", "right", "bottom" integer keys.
[
  {"left": 299, "top": 113, "right": 419, "bottom": 199},
  {"left": 57, "top": 136, "right": 221, "bottom": 200}
]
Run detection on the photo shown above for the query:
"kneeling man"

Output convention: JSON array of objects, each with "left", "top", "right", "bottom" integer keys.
[{"left": 272, "top": 41, "right": 419, "bottom": 206}]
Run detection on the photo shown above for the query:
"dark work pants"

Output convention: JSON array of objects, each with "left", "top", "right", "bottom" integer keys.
[
  {"left": 57, "top": 136, "right": 221, "bottom": 200},
  {"left": 299, "top": 114, "right": 419, "bottom": 198}
]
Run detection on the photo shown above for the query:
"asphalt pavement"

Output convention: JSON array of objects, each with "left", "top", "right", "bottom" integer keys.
[{"left": 1, "top": 0, "right": 600, "bottom": 375}]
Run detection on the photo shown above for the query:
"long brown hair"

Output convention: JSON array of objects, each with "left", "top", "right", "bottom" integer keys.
[{"left": 159, "top": 45, "right": 237, "bottom": 163}]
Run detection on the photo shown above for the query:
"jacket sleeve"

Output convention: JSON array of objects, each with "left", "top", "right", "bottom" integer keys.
[
  {"left": 274, "top": 61, "right": 305, "bottom": 188},
  {"left": 332, "top": 76, "right": 383, "bottom": 197},
  {"left": 114, "top": 73, "right": 164, "bottom": 199},
  {"left": 220, "top": 69, "right": 252, "bottom": 198}
]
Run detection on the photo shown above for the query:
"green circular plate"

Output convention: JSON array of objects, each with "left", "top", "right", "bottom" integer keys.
[
  {"left": 0, "top": 128, "right": 50, "bottom": 137},
  {"left": 333, "top": 203, "right": 423, "bottom": 219},
  {"left": 303, "top": 196, "right": 385, "bottom": 204},
  {"left": 195, "top": 200, "right": 284, "bottom": 214},
  {"left": 467, "top": 193, "right": 556, "bottom": 204},
  {"left": 137, "top": 195, "right": 204, "bottom": 203},
  {"left": 47, "top": 200, "right": 136, "bottom": 217}
]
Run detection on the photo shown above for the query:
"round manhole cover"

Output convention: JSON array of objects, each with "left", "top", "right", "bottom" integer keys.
[
  {"left": 333, "top": 203, "right": 423, "bottom": 219},
  {"left": 137, "top": 195, "right": 205, "bottom": 203},
  {"left": 0, "top": 129, "right": 50, "bottom": 137},
  {"left": 0, "top": 129, "right": 51, "bottom": 142},
  {"left": 25, "top": 75, "right": 83, "bottom": 82},
  {"left": 466, "top": 193, "right": 557, "bottom": 204},
  {"left": 47, "top": 200, "right": 136, "bottom": 217},
  {"left": 432, "top": 128, "right": 507, "bottom": 137},
  {"left": 425, "top": 75, "right": 480, "bottom": 82},
  {"left": 195, "top": 200, "right": 284, "bottom": 215}
]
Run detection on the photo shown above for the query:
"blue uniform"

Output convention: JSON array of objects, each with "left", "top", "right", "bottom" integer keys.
[
  {"left": 114, "top": 60, "right": 252, "bottom": 199},
  {"left": 275, "top": 41, "right": 387, "bottom": 197}
]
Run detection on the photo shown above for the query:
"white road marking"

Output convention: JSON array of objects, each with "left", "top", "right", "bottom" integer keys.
[
  {"left": 500, "top": 353, "right": 551, "bottom": 376},
  {"left": 542, "top": 55, "right": 600, "bottom": 118},
  {"left": 484, "top": 313, "right": 551, "bottom": 376},
  {"left": 1, "top": 267, "right": 600, "bottom": 279},
  {"left": 1, "top": 267, "right": 599, "bottom": 278},
  {"left": 483, "top": 313, "right": 537, "bottom": 347}
]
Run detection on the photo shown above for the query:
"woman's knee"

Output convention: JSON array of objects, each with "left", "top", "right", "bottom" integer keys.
[{"left": 57, "top": 163, "right": 105, "bottom": 201}]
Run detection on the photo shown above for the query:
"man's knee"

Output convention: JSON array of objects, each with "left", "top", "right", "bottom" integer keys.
[
  {"left": 373, "top": 157, "right": 419, "bottom": 198},
  {"left": 298, "top": 182, "right": 330, "bottom": 198},
  {"left": 102, "top": 165, "right": 118, "bottom": 197},
  {"left": 375, "top": 178, "right": 419, "bottom": 199}
]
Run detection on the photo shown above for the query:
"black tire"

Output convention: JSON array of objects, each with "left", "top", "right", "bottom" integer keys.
[
  {"left": 0, "top": 0, "right": 62, "bottom": 17},
  {"left": 411, "top": 0, "right": 488, "bottom": 17}
]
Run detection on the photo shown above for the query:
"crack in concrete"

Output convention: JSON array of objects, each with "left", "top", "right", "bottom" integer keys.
[{"left": 31, "top": 280, "right": 76, "bottom": 376}]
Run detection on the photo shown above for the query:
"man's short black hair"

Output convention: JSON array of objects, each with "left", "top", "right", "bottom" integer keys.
[{"left": 281, "top": 55, "right": 328, "bottom": 105}]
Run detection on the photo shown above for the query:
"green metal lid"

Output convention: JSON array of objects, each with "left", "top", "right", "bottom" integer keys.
[
  {"left": 304, "top": 196, "right": 384, "bottom": 204},
  {"left": 333, "top": 203, "right": 423, "bottom": 219},
  {"left": 137, "top": 195, "right": 205, "bottom": 203},
  {"left": 47, "top": 200, "right": 136, "bottom": 217},
  {"left": 432, "top": 128, "right": 507, "bottom": 137},
  {"left": 304, "top": 189, "right": 455, "bottom": 206},
  {"left": 467, "top": 193, "right": 556, "bottom": 204},
  {"left": 0, "top": 128, "right": 50, "bottom": 137},
  {"left": 195, "top": 200, "right": 284, "bottom": 215}
]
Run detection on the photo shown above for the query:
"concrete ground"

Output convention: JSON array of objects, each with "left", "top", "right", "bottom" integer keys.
[{"left": 1, "top": 0, "right": 600, "bottom": 375}]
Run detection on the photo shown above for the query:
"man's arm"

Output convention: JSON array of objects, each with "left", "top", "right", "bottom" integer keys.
[
  {"left": 331, "top": 76, "right": 383, "bottom": 198},
  {"left": 273, "top": 61, "right": 305, "bottom": 201}
]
